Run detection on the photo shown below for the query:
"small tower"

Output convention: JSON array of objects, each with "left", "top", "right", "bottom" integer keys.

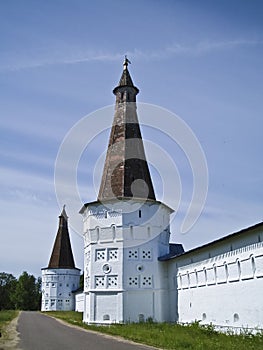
[
  {"left": 80, "top": 59, "right": 175, "bottom": 323},
  {"left": 41, "top": 206, "right": 80, "bottom": 311}
]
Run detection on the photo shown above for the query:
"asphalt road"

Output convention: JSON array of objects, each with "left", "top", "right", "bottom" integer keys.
[{"left": 17, "top": 311, "right": 156, "bottom": 350}]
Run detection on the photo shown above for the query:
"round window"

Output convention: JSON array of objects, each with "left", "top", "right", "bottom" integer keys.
[
  {"left": 137, "top": 264, "right": 144, "bottom": 272},
  {"left": 102, "top": 264, "right": 111, "bottom": 274}
]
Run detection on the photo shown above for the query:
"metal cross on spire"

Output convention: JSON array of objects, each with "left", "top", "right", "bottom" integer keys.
[{"left": 123, "top": 55, "right": 131, "bottom": 70}]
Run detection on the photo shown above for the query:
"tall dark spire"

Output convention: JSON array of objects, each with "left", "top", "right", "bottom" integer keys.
[
  {"left": 98, "top": 58, "right": 156, "bottom": 201},
  {"left": 48, "top": 206, "right": 76, "bottom": 269}
]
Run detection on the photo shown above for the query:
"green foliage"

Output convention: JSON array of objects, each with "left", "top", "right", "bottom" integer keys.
[
  {"left": 0, "top": 310, "right": 18, "bottom": 327},
  {"left": 0, "top": 310, "right": 19, "bottom": 338},
  {"left": 46, "top": 312, "right": 263, "bottom": 350},
  {"left": 13, "top": 272, "right": 41, "bottom": 310},
  {"left": 0, "top": 273, "right": 17, "bottom": 310},
  {"left": 0, "top": 271, "right": 41, "bottom": 311},
  {"left": 79, "top": 272, "right": 84, "bottom": 290}
]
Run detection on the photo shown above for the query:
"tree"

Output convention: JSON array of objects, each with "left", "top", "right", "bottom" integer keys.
[
  {"left": 0, "top": 272, "right": 17, "bottom": 310},
  {"left": 13, "top": 271, "right": 41, "bottom": 310},
  {"left": 79, "top": 272, "right": 84, "bottom": 290},
  {"left": 36, "top": 276, "right": 42, "bottom": 309}
]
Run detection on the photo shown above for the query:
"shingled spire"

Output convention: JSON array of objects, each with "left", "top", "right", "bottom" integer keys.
[
  {"left": 48, "top": 206, "right": 76, "bottom": 269},
  {"left": 98, "top": 58, "right": 156, "bottom": 201}
]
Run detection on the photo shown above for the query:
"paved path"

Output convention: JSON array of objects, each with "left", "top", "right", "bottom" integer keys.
[{"left": 17, "top": 312, "right": 156, "bottom": 350}]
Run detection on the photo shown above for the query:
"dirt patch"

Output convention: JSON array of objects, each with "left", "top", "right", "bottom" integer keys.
[{"left": 0, "top": 312, "right": 21, "bottom": 349}]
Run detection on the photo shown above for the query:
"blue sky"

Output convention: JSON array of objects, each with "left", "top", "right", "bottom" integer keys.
[{"left": 1, "top": 0, "right": 263, "bottom": 277}]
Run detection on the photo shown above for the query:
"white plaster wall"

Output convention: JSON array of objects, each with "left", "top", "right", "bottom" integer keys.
[
  {"left": 167, "top": 224, "right": 263, "bottom": 324},
  {"left": 94, "top": 292, "right": 123, "bottom": 323},
  {"left": 123, "top": 235, "right": 170, "bottom": 322},
  {"left": 177, "top": 242, "right": 263, "bottom": 329},
  {"left": 82, "top": 199, "right": 172, "bottom": 324},
  {"left": 83, "top": 200, "right": 172, "bottom": 248},
  {"left": 41, "top": 268, "right": 80, "bottom": 311},
  {"left": 123, "top": 291, "right": 154, "bottom": 322},
  {"left": 83, "top": 292, "right": 90, "bottom": 323},
  {"left": 82, "top": 202, "right": 124, "bottom": 323},
  {"left": 75, "top": 292, "right": 84, "bottom": 312}
]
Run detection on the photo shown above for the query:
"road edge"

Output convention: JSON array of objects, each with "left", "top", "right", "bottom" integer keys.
[
  {"left": 40, "top": 312, "right": 161, "bottom": 350},
  {"left": 0, "top": 311, "right": 21, "bottom": 350}
]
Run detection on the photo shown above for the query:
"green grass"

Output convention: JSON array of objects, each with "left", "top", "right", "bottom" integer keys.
[
  {"left": 0, "top": 310, "right": 19, "bottom": 337},
  {"left": 44, "top": 311, "right": 263, "bottom": 350}
]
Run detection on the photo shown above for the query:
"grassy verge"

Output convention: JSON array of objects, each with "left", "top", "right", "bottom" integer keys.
[
  {"left": 44, "top": 311, "right": 263, "bottom": 350},
  {"left": 0, "top": 310, "right": 19, "bottom": 337}
]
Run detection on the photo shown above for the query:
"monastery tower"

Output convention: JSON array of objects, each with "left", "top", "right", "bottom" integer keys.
[
  {"left": 41, "top": 206, "right": 80, "bottom": 311},
  {"left": 80, "top": 59, "right": 179, "bottom": 323}
]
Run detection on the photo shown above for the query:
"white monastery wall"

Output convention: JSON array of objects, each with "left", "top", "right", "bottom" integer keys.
[
  {"left": 176, "top": 242, "right": 263, "bottom": 329},
  {"left": 75, "top": 292, "right": 84, "bottom": 312},
  {"left": 41, "top": 268, "right": 80, "bottom": 311},
  {"left": 167, "top": 224, "right": 263, "bottom": 324}
]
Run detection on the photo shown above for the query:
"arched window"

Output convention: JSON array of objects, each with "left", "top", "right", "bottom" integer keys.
[
  {"left": 112, "top": 225, "right": 116, "bottom": 238},
  {"left": 233, "top": 313, "right": 239, "bottom": 322},
  {"left": 204, "top": 267, "right": 207, "bottom": 284},
  {"left": 195, "top": 269, "right": 198, "bottom": 285},
  {"left": 224, "top": 262, "right": 228, "bottom": 281},
  {"left": 178, "top": 274, "right": 182, "bottom": 289},
  {"left": 213, "top": 264, "right": 217, "bottom": 283},
  {"left": 103, "top": 314, "right": 110, "bottom": 321},
  {"left": 251, "top": 256, "right": 256, "bottom": 276},
  {"left": 96, "top": 227, "right": 100, "bottom": 240},
  {"left": 147, "top": 226, "right": 151, "bottom": 237},
  {"left": 237, "top": 260, "right": 241, "bottom": 279},
  {"left": 138, "top": 314, "right": 145, "bottom": 323},
  {"left": 187, "top": 271, "right": 190, "bottom": 288}
]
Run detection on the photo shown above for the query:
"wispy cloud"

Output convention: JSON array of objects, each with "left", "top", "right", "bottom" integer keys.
[
  {"left": 0, "top": 49, "right": 124, "bottom": 72},
  {"left": 1, "top": 39, "right": 262, "bottom": 72},
  {"left": 166, "top": 39, "right": 263, "bottom": 56}
]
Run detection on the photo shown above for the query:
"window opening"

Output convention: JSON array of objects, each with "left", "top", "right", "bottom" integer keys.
[
  {"left": 138, "top": 314, "right": 145, "bottom": 323},
  {"left": 234, "top": 313, "right": 239, "bottom": 322}
]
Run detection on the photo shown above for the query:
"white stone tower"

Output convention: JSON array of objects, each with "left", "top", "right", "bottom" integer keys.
[
  {"left": 80, "top": 59, "right": 176, "bottom": 323},
  {"left": 41, "top": 206, "right": 80, "bottom": 311}
]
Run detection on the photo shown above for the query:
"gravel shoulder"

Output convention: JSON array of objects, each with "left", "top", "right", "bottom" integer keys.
[{"left": 0, "top": 312, "right": 21, "bottom": 350}]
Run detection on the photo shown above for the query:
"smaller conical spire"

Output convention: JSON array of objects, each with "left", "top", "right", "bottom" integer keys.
[
  {"left": 60, "top": 205, "right": 68, "bottom": 223},
  {"left": 48, "top": 206, "right": 76, "bottom": 269}
]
